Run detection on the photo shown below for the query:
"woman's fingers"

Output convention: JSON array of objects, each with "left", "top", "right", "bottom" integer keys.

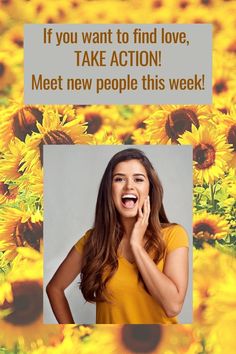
[
  {"left": 139, "top": 196, "right": 150, "bottom": 225},
  {"left": 147, "top": 195, "right": 151, "bottom": 219},
  {"left": 138, "top": 206, "right": 143, "bottom": 219},
  {"left": 144, "top": 196, "right": 150, "bottom": 224}
]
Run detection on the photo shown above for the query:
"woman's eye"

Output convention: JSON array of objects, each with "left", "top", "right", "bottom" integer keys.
[
  {"left": 134, "top": 178, "right": 144, "bottom": 183},
  {"left": 114, "top": 177, "right": 124, "bottom": 182}
]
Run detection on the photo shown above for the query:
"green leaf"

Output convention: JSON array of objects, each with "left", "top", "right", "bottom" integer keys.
[
  {"left": 215, "top": 241, "right": 236, "bottom": 256},
  {"left": 194, "top": 187, "right": 205, "bottom": 194}
]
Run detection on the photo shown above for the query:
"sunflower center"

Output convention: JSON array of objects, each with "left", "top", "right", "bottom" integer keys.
[
  {"left": 36, "top": 4, "right": 44, "bottom": 13},
  {"left": 70, "top": 0, "right": 79, "bottom": 8},
  {"left": 0, "top": 182, "right": 17, "bottom": 200},
  {"left": 1, "top": 281, "right": 42, "bottom": 326},
  {"left": 1, "top": 0, "right": 11, "bottom": 4},
  {"left": 39, "top": 130, "right": 74, "bottom": 166},
  {"left": 47, "top": 17, "right": 55, "bottom": 24},
  {"left": 120, "top": 133, "right": 134, "bottom": 145},
  {"left": 228, "top": 125, "right": 236, "bottom": 151},
  {"left": 136, "top": 121, "right": 146, "bottom": 129},
  {"left": 194, "top": 222, "right": 215, "bottom": 238},
  {"left": 213, "top": 80, "right": 227, "bottom": 94},
  {"left": 201, "top": 0, "right": 211, "bottom": 5},
  {"left": 228, "top": 40, "right": 236, "bottom": 54},
  {"left": 179, "top": 1, "right": 189, "bottom": 9},
  {"left": 12, "top": 107, "right": 43, "bottom": 141},
  {"left": 218, "top": 107, "right": 228, "bottom": 115},
  {"left": 0, "top": 62, "right": 5, "bottom": 77},
  {"left": 152, "top": 0, "right": 163, "bottom": 8},
  {"left": 165, "top": 108, "right": 199, "bottom": 143},
  {"left": 14, "top": 220, "right": 43, "bottom": 250},
  {"left": 121, "top": 325, "right": 163, "bottom": 353},
  {"left": 0, "top": 182, "right": 9, "bottom": 195},
  {"left": 193, "top": 144, "right": 215, "bottom": 169},
  {"left": 13, "top": 37, "right": 24, "bottom": 48},
  {"left": 85, "top": 113, "right": 102, "bottom": 134}
]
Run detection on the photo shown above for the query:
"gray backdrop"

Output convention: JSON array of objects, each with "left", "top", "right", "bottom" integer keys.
[{"left": 43, "top": 145, "right": 192, "bottom": 324}]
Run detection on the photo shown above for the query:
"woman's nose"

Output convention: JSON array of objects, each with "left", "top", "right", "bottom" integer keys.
[{"left": 125, "top": 178, "right": 134, "bottom": 189}]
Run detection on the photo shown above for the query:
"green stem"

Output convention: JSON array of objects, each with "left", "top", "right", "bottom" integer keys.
[{"left": 210, "top": 184, "right": 215, "bottom": 211}]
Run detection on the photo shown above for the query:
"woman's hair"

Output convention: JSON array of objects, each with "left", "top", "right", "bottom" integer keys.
[{"left": 80, "top": 148, "right": 170, "bottom": 303}]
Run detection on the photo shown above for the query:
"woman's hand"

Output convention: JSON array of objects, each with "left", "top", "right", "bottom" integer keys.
[{"left": 130, "top": 196, "right": 150, "bottom": 247}]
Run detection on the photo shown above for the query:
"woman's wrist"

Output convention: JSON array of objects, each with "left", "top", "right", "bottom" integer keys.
[{"left": 130, "top": 241, "right": 144, "bottom": 252}]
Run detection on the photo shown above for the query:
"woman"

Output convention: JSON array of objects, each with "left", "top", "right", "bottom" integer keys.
[{"left": 46, "top": 148, "right": 189, "bottom": 324}]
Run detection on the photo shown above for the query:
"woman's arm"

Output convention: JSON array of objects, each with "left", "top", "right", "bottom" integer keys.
[
  {"left": 46, "top": 246, "right": 83, "bottom": 324},
  {"left": 131, "top": 244, "right": 188, "bottom": 318}
]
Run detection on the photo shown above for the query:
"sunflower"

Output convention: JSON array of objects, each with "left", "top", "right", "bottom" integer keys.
[
  {"left": 30, "top": 325, "right": 105, "bottom": 354},
  {"left": 178, "top": 125, "right": 232, "bottom": 184},
  {"left": 204, "top": 253, "right": 236, "bottom": 354},
  {"left": 0, "top": 240, "right": 16, "bottom": 264},
  {"left": 0, "top": 248, "right": 61, "bottom": 350},
  {"left": 63, "top": 324, "right": 95, "bottom": 342},
  {"left": 119, "top": 105, "right": 157, "bottom": 145},
  {"left": 205, "top": 251, "right": 236, "bottom": 323},
  {"left": 0, "top": 104, "right": 44, "bottom": 151},
  {"left": 0, "top": 0, "right": 34, "bottom": 21},
  {"left": 114, "top": 126, "right": 137, "bottom": 145},
  {"left": 121, "top": 105, "right": 158, "bottom": 130},
  {"left": 0, "top": 207, "right": 43, "bottom": 259},
  {"left": 212, "top": 95, "right": 234, "bottom": 116},
  {"left": 132, "top": 128, "right": 151, "bottom": 145},
  {"left": 212, "top": 51, "right": 236, "bottom": 104},
  {"left": 213, "top": 9, "right": 236, "bottom": 54},
  {"left": 25, "top": 168, "right": 43, "bottom": 199},
  {"left": 93, "top": 131, "right": 122, "bottom": 145},
  {"left": 216, "top": 109, "right": 236, "bottom": 168},
  {"left": 70, "top": 0, "right": 132, "bottom": 24},
  {"left": 205, "top": 312, "right": 236, "bottom": 354},
  {"left": 30, "top": 0, "right": 71, "bottom": 24},
  {"left": 0, "top": 138, "right": 26, "bottom": 181},
  {"left": 193, "top": 245, "right": 224, "bottom": 325},
  {"left": 43, "top": 105, "right": 78, "bottom": 124},
  {"left": 0, "top": 52, "right": 15, "bottom": 91},
  {"left": 114, "top": 324, "right": 201, "bottom": 354},
  {"left": 1, "top": 25, "right": 24, "bottom": 55},
  {"left": 21, "top": 107, "right": 92, "bottom": 172},
  {"left": 29, "top": 328, "right": 82, "bottom": 354},
  {"left": 0, "top": 181, "right": 18, "bottom": 205},
  {"left": 0, "top": 8, "right": 9, "bottom": 32},
  {"left": 74, "top": 105, "right": 120, "bottom": 136},
  {"left": 193, "top": 211, "right": 230, "bottom": 245},
  {"left": 175, "top": 4, "right": 220, "bottom": 31},
  {"left": 116, "top": 325, "right": 164, "bottom": 353},
  {"left": 145, "top": 105, "right": 212, "bottom": 144}
]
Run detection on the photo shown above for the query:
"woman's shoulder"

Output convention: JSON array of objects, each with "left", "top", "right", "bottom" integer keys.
[
  {"left": 74, "top": 229, "right": 93, "bottom": 253},
  {"left": 161, "top": 223, "right": 189, "bottom": 253}
]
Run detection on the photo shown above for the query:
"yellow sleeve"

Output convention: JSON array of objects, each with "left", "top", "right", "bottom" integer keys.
[
  {"left": 74, "top": 229, "right": 92, "bottom": 253},
  {"left": 165, "top": 225, "right": 189, "bottom": 254}
]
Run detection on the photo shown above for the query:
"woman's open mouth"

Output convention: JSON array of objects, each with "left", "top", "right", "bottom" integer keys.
[{"left": 121, "top": 194, "right": 138, "bottom": 209}]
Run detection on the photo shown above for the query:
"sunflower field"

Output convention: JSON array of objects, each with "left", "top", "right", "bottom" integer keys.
[{"left": 0, "top": 0, "right": 236, "bottom": 353}]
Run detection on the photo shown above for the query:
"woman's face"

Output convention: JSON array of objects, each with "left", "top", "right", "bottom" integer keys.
[{"left": 112, "top": 159, "right": 150, "bottom": 220}]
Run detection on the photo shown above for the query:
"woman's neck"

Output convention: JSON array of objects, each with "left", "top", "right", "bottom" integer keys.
[{"left": 120, "top": 217, "right": 136, "bottom": 239}]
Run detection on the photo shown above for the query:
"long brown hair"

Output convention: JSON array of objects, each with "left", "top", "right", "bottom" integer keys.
[{"left": 80, "top": 148, "right": 170, "bottom": 302}]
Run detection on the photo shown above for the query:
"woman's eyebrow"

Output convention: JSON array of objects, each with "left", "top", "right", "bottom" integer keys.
[
  {"left": 113, "top": 173, "right": 146, "bottom": 177},
  {"left": 113, "top": 173, "right": 126, "bottom": 176},
  {"left": 133, "top": 173, "right": 146, "bottom": 177}
]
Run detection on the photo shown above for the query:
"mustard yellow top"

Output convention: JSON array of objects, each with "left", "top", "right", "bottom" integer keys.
[{"left": 75, "top": 224, "right": 189, "bottom": 324}]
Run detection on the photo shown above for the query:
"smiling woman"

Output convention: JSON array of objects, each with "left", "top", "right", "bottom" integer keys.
[{"left": 46, "top": 148, "right": 189, "bottom": 324}]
